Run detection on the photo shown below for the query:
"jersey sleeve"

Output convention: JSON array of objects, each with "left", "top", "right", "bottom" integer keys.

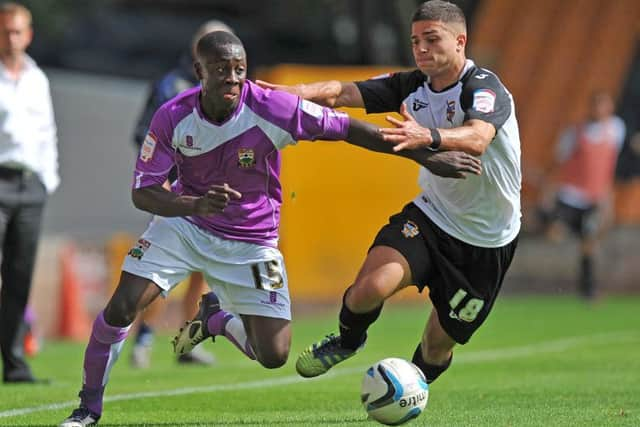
[
  {"left": 460, "top": 70, "right": 512, "bottom": 130},
  {"left": 249, "top": 83, "right": 350, "bottom": 149},
  {"left": 355, "top": 70, "right": 425, "bottom": 114},
  {"left": 132, "top": 106, "right": 176, "bottom": 189}
]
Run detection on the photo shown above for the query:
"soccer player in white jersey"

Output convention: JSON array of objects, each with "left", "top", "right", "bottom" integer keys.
[
  {"left": 259, "top": 0, "right": 522, "bottom": 384},
  {"left": 59, "top": 30, "right": 481, "bottom": 427}
]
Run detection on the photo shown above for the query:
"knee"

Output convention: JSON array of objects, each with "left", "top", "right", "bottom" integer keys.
[
  {"left": 256, "top": 349, "right": 289, "bottom": 369},
  {"left": 104, "top": 298, "right": 138, "bottom": 327},
  {"left": 348, "top": 278, "right": 389, "bottom": 309},
  {"left": 254, "top": 339, "right": 290, "bottom": 369}
]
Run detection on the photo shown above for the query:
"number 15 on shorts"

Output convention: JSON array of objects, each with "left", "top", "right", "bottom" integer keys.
[
  {"left": 251, "top": 260, "right": 284, "bottom": 291},
  {"left": 448, "top": 289, "right": 484, "bottom": 322}
]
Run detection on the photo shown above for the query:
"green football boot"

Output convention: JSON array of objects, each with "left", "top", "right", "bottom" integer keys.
[{"left": 296, "top": 333, "right": 365, "bottom": 378}]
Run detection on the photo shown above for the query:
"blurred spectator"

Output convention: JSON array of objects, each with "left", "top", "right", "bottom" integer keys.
[
  {"left": 128, "top": 19, "right": 234, "bottom": 369},
  {"left": 0, "top": 2, "right": 59, "bottom": 383},
  {"left": 537, "top": 91, "right": 626, "bottom": 300}
]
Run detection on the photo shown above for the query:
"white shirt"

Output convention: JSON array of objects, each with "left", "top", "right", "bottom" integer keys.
[
  {"left": 410, "top": 61, "right": 521, "bottom": 247},
  {"left": 0, "top": 55, "right": 59, "bottom": 193},
  {"left": 358, "top": 60, "right": 521, "bottom": 248}
]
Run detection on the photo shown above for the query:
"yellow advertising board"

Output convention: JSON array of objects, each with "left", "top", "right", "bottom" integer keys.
[{"left": 257, "top": 65, "right": 426, "bottom": 302}]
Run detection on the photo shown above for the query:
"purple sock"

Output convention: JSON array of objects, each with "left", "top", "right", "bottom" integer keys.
[
  {"left": 80, "top": 311, "right": 130, "bottom": 415},
  {"left": 208, "top": 311, "right": 255, "bottom": 360}
]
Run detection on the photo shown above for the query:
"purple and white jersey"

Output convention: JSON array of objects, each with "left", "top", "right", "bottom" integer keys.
[{"left": 133, "top": 80, "right": 350, "bottom": 247}]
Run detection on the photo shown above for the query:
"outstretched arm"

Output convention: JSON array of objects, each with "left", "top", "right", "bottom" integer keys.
[
  {"left": 346, "top": 118, "right": 482, "bottom": 179},
  {"left": 381, "top": 104, "right": 495, "bottom": 156},
  {"left": 256, "top": 80, "right": 364, "bottom": 108}
]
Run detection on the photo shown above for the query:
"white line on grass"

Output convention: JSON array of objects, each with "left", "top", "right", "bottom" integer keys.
[{"left": 0, "top": 330, "right": 637, "bottom": 419}]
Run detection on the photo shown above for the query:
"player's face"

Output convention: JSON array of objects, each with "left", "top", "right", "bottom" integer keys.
[
  {"left": 410, "top": 20, "right": 465, "bottom": 76},
  {"left": 590, "top": 94, "right": 614, "bottom": 121},
  {"left": 196, "top": 43, "right": 247, "bottom": 111},
  {"left": 0, "top": 12, "right": 32, "bottom": 58}
]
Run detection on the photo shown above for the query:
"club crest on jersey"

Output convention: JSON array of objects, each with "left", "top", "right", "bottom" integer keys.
[
  {"left": 446, "top": 100, "right": 456, "bottom": 124},
  {"left": 238, "top": 148, "right": 255, "bottom": 168},
  {"left": 140, "top": 132, "right": 157, "bottom": 162},
  {"left": 127, "top": 239, "right": 151, "bottom": 260},
  {"left": 401, "top": 220, "right": 420, "bottom": 238},
  {"left": 413, "top": 99, "right": 429, "bottom": 111},
  {"left": 472, "top": 89, "right": 496, "bottom": 113}
]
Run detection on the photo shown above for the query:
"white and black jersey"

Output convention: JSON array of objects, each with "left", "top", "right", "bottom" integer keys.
[{"left": 356, "top": 60, "right": 521, "bottom": 248}]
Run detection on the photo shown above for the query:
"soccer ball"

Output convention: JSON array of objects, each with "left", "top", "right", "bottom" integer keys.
[{"left": 360, "top": 358, "right": 429, "bottom": 425}]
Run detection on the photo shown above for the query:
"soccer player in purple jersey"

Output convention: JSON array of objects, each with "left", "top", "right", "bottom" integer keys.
[{"left": 60, "top": 31, "right": 480, "bottom": 426}]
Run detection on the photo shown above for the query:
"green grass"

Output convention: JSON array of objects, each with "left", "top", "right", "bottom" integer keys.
[{"left": 1, "top": 296, "right": 639, "bottom": 426}]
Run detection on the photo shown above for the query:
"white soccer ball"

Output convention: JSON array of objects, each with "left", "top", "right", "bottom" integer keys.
[{"left": 360, "top": 357, "right": 429, "bottom": 425}]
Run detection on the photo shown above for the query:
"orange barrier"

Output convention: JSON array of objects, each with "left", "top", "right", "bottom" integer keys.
[{"left": 58, "top": 243, "right": 92, "bottom": 340}]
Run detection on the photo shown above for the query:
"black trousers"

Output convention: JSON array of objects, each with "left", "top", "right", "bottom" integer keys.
[{"left": 0, "top": 167, "right": 47, "bottom": 382}]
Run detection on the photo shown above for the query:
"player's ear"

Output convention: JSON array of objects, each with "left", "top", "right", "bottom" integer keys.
[
  {"left": 194, "top": 61, "right": 204, "bottom": 81},
  {"left": 456, "top": 33, "right": 467, "bottom": 52}
]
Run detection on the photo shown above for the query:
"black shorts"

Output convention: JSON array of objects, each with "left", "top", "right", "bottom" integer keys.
[
  {"left": 552, "top": 198, "right": 599, "bottom": 238},
  {"left": 371, "top": 203, "right": 518, "bottom": 344}
]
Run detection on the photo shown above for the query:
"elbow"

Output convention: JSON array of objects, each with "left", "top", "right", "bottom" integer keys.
[
  {"left": 468, "top": 144, "right": 485, "bottom": 157},
  {"left": 131, "top": 190, "right": 146, "bottom": 211},
  {"left": 467, "top": 137, "right": 490, "bottom": 156}
]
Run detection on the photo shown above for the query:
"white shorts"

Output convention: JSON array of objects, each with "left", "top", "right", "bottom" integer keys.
[{"left": 122, "top": 216, "right": 291, "bottom": 320}]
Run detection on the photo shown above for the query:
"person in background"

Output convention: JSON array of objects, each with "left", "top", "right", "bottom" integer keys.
[
  {"left": 0, "top": 1, "right": 59, "bottom": 383},
  {"left": 537, "top": 90, "right": 626, "bottom": 300},
  {"left": 129, "top": 19, "right": 234, "bottom": 368}
]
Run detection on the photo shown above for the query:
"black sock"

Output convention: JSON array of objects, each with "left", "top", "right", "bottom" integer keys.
[
  {"left": 580, "top": 254, "right": 595, "bottom": 299},
  {"left": 411, "top": 343, "right": 452, "bottom": 384},
  {"left": 338, "top": 289, "right": 382, "bottom": 350}
]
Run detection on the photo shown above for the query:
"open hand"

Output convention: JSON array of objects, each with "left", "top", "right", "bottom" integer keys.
[
  {"left": 380, "top": 103, "right": 435, "bottom": 152},
  {"left": 194, "top": 183, "right": 242, "bottom": 215}
]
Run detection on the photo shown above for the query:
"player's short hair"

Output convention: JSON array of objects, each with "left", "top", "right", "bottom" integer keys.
[
  {"left": 191, "top": 20, "right": 234, "bottom": 53},
  {"left": 0, "top": 2, "right": 32, "bottom": 25},
  {"left": 412, "top": 0, "right": 466, "bottom": 32},
  {"left": 196, "top": 31, "right": 244, "bottom": 59}
]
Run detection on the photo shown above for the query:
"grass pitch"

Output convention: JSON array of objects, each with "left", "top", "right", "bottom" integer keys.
[{"left": 0, "top": 296, "right": 638, "bottom": 426}]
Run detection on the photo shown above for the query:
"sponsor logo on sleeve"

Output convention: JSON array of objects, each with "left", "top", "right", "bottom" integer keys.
[
  {"left": 140, "top": 132, "right": 157, "bottom": 162},
  {"left": 300, "top": 99, "right": 324, "bottom": 119},
  {"left": 127, "top": 239, "right": 151, "bottom": 260},
  {"left": 472, "top": 89, "right": 496, "bottom": 113}
]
